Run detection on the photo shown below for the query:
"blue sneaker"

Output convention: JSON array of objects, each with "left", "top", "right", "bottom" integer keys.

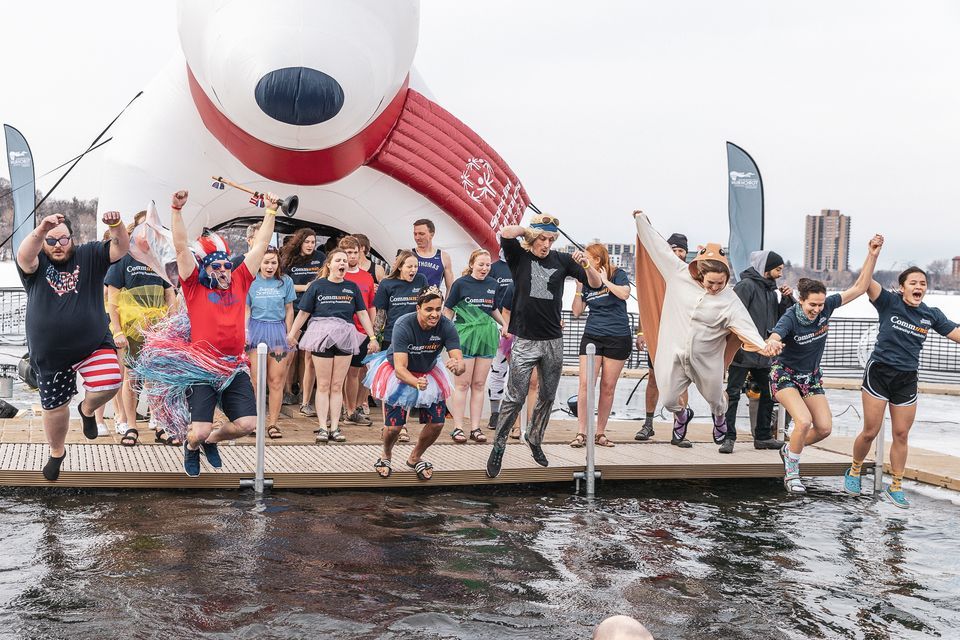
[
  {"left": 883, "top": 486, "right": 910, "bottom": 509},
  {"left": 183, "top": 444, "right": 201, "bottom": 477},
  {"left": 200, "top": 441, "right": 222, "bottom": 469},
  {"left": 843, "top": 467, "right": 861, "bottom": 496}
]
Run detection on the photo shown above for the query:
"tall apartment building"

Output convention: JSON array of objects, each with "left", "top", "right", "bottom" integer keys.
[
  {"left": 952, "top": 256, "right": 960, "bottom": 279},
  {"left": 804, "top": 209, "right": 850, "bottom": 272}
]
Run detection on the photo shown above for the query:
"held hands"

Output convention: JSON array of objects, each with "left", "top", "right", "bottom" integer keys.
[
  {"left": 286, "top": 332, "right": 299, "bottom": 348},
  {"left": 366, "top": 338, "right": 380, "bottom": 354},
  {"left": 445, "top": 357, "right": 466, "bottom": 376},
  {"left": 114, "top": 333, "right": 128, "bottom": 349},
  {"left": 499, "top": 324, "right": 508, "bottom": 338},
  {"left": 635, "top": 333, "right": 647, "bottom": 351},
  {"left": 39, "top": 214, "right": 65, "bottom": 232},
  {"left": 760, "top": 338, "right": 783, "bottom": 357},
  {"left": 868, "top": 234, "right": 884, "bottom": 256},
  {"left": 172, "top": 190, "right": 189, "bottom": 210},
  {"left": 101, "top": 210, "right": 122, "bottom": 227},
  {"left": 416, "top": 376, "right": 429, "bottom": 391}
]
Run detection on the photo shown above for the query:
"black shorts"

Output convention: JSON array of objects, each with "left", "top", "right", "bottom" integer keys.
[
  {"left": 312, "top": 347, "right": 352, "bottom": 358},
  {"left": 351, "top": 337, "right": 370, "bottom": 368},
  {"left": 579, "top": 334, "right": 632, "bottom": 361},
  {"left": 862, "top": 360, "right": 918, "bottom": 407},
  {"left": 384, "top": 401, "right": 446, "bottom": 427},
  {"left": 187, "top": 371, "right": 257, "bottom": 423}
]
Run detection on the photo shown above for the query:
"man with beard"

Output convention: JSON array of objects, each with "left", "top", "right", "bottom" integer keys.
[
  {"left": 170, "top": 189, "right": 278, "bottom": 477},
  {"left": 17, "top": 211, "right": 129, "bottom": 481}
]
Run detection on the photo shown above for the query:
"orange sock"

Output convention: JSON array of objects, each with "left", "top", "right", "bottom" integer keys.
[{"left": 850, "top": 459, "right": 864, "bottom": 476}]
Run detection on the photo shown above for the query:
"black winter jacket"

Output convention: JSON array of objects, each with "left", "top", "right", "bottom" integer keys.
[{"left": 730, "top": 267, "right": 795, "bottom": 368}]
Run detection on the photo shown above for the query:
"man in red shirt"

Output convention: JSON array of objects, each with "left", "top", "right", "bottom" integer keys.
[
  {"left": 339, "top": 235, "right": 376, "bottom": 426},
  {"left": 170, "top": 189, "right": 278, "bottom": 477}
]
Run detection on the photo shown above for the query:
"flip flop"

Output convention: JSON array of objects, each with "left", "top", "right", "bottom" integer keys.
[
  {"left": 398, "top": 427, "right": 410, "bottom": 443},
  {"left": 120, "top": 428, "right": 139, "bottom": 447},
  {"left": 406, "top": 459, "right": 433, "bottom": 481}
]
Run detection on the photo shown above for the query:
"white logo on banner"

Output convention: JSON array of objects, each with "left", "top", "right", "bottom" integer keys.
[
  {"left": 462, "top": 158, "right": 498, "bottom": 202},
  {"left": 461, "top": 157, "right": 525, "bottom": 233},
  {"left": 729, "top": 171, "right": 759, "bottom": 189},
  {"left": 8, "top": 151, "right": 31, "bottom": 168}
]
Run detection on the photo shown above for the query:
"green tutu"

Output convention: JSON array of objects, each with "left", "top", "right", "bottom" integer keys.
[{"left": 453, "top": 301, "right": 499, "bottom": 358}]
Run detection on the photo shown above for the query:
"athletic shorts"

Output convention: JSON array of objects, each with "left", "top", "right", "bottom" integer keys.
[
  {"left": 384, "top": 401, "right": 446, "bottom": 427},
  {"left": 351, "top": 337, "right": 370, "bottom": 368},
  {"left": 579, "top": 333, "right": 632, "bottom": 361},
  {"left": 35, "top": 348, "right": 123, "bottom": 410},
  {"left": 770, "top": 363, "right": 824, "bottom": 398},
  {"left": 312, "top": 346, "right": 352, "bottom": 358},
  {"left": 187, "top": 371, "right": 257, "bottom": 423},
  {"left": 862, "top": 360, "right": 918, "bottom": 407}
]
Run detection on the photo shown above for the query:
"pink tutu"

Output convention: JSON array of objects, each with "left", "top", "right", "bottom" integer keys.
[{"left": 299, "top": 316, "right": 365, "bottom": 354}]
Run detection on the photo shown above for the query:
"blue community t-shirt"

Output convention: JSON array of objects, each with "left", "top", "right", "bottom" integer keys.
[
  {"left": 298, "top": 277, "right": 366, "bottom": 323},
  {"left": 582, "top": 268, "right": 631, "bottom": 337},
  {"left": 772, "top": 293, "right": 842, "bottom": 373},
  {"left": 372, "top": 274, "right": 428, "bottom": 342},
  {"left": 104, "top": 254, "right": 171, "bottom": 307},
  {"left": 869, "top": 288, "right": 958, "bottom": 371},
  {"left": 287, "top": 250, "right": 327, "bottom": 303},
  {"left": 444, "top": 275, "right": 501, "bottom": 317},
  {"left": 489, "top": 259, "right": 513, "bottom": 297},
  {"left": 387, "top": 313, "right": 461, "bottom": 373},
  {"left": 247, "top": 273, "right": 296, "bottom": 322}
]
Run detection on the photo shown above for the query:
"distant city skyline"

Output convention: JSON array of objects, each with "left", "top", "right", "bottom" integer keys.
[{"left": 2, "top": 1, "right": 958, "bottom": 270}]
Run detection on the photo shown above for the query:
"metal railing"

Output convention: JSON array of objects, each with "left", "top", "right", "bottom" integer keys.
[
  {"left": 0, "top": 288, "right": 27, "bottom": 346},
  {"left": 561, "top": 311, "right": 960, "bottom": 384}
]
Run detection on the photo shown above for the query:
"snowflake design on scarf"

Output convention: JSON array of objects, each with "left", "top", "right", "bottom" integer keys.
[{"left": 45, "top": 264, "right": 80, "bottom": 296}]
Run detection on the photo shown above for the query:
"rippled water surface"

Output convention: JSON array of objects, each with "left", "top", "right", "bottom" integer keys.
[{"left": 0, "top": 481, "right": 958, "bottom": 639}]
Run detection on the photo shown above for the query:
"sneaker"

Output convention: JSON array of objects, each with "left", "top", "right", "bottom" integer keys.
[
  {"left": 300, "top": 404, "right": 317, "bottom": 417},
  {"left": 486, "top": 440, "right": 506, "bottom": 478},
  {"left": 718, "top": 439, "right": 734, "bottom": 454},
  {"left": 148, "top": 417, "right": 157, "bottom": 431},
  {"left": 711, "top": 414, "right": 728, "bottom": 445},
  {"left": 528, "top": 442, "right": 549, "bottom": 467},
  {"left": 634, "top": 423, "right": 655, "bottom": 441},
  {"left": 843, "top": 467, "right": 862, "bottom": 496},
  {"left": 754, "top": 438, "right": 786, "bottom": 450},
  {"left": 343, "top": 409, "right": 371, "bottom": 426},
  {"left": 487, "top": 411, "right": 500, "bottom": 430},
  {"left": 671, "top": 408, "right": 693, "bottom": 448},
  {"left": 883, "top": 486, "right": 910, "bottom": 509},
  {"left": 97, "top": 423, "right": 109, "bottom": 437},
  {"left": 200, "top": 441, "right": 222, "bottom": 469},
  {"left": 114, "top": 421, "right": 130, "bottom": 436},
  {"left": 282, "top": 392, "right": 297, "bottom": 406},
  {"left": 183, "top": 444, "right": 201, "bottom": 477}
]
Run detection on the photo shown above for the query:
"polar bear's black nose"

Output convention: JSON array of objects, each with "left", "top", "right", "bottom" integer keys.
[{"left": 255, "top": 67, "right": 344, "bottom": 125}]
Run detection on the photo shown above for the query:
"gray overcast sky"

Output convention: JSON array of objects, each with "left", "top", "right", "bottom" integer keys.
[{"left": 2, "top": 1, "right": 958, "bottom": 269}]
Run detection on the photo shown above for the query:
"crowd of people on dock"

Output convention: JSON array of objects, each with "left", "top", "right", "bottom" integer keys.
[{"left": 15, "top": 192, "right": 960, "bottom": 508}]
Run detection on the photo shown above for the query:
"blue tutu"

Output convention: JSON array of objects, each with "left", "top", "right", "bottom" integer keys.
[{"left": 246, "top": 318, "right": 291, "bottom": 353}]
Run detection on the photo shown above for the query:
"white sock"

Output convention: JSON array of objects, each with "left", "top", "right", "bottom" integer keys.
[{"left": 787, "top": 450, "right": 801, "bottom": 463}]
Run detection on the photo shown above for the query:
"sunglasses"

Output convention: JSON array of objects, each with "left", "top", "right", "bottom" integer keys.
[
  {"left": 44, "top": 237, "right": 71, "bottom": 247},
  {"left": 209, "top": 261, "right": 233, "bottom": 271}
]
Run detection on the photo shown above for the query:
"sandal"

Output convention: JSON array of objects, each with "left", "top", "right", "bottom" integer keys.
[
  {"left": 595, "top": 433, "right": 615, "bottom": 447},
  {"left": 329, "top": 428, "right": 346, "bottom": 443},
  {"left": 570, "top": 433, "right": 586, "bottom": 448},
  {"left": 406, "top": 459, "right": 434, "bottom": 481},
  {"left": 315, "top": 428, "right": 329, "bottom": 443},
  {"left": 450, "top": 428, "right": 468, "bottom": 444},
  {"left": 469, "top": 428, "right": 487, "bottom": 443},
  {"left": 155, "top": 428, "right": 182, "bottom": 447},
  {"left": 509, "top": 425, "right": 521, "bottom": 440},
  {"left": 120, "top": 428, "right": 139, "bottom": 447},
  {"left": 398, "top": 427, "right": 410, "bottom": 443},
  {"left": 374, "top": 457, "right": 392, "bottom": 478},
  {"left": 267, "top": 425, "right": 282, "bottom": 439}
]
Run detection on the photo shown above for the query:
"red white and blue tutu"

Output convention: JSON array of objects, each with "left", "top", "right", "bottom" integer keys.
[
  {"left": 299, "top": 316, "right": 365, "bottom": 354},
  {"left": 363, "top": 351, "right": 453, "bottom": 409},
  {"left": 246, "top": 318, "right": 291, "bottom": 353}
]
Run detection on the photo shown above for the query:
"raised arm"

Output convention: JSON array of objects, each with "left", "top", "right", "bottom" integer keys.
[
  {"left": 243, "top": 192, "right": 280, "bottom": 275},
  {"left": 16, "top": 214, "right": 63, "bottom": 275},
  {"left": 170, "top": 190, "right": 196, "bottom": 281},
  {"left": 104, "top": 210, "right": 129, "bottom": 262},
  {"left": 632, "top": 210, "right": 685, "bottom": 279},
  {"left": 840, "top": 234, "right": 884, "bottom": 305},
  {"left": 948, "top": 327, "right": 960, "bottom": 344},
  {"left": 499, "top": 225, "right": 525, "bottom": 240}
]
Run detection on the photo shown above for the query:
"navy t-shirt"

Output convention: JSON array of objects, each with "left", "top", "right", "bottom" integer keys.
[
  {"left": 444, "top": 275, "right": 500, "bottom": 317},
  {"left": 387, "top": 314, "right": 461, "bottom": 373},
  {"left": 869, "top": 288, "right": 958, "bottom": 371},
  {"left": 500, "top": 284, "right": 514, "bottom": 312},
  {"left": 297, "top": 277, "right": 365, "bottom": 323},
  {"left": 372, "top": 274, "right": 428, "bottom": 342},
  {"left": 582, "top": 268, "right": 631, "bottom": 337},
  {"left": 18, "top": 240, "right": 116, "bottom": 371},
  {"left": 287, "top": 250, "right": 327, "bottom": 303},
  {"left": 489, "top": 260, "right": 513, "bottom": 297},
  {"left": 772, "top": 293, "right": 842, "bottom": 373},
  {"left": 104, "top": 255, "right": 171, "bottom": 306}
]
